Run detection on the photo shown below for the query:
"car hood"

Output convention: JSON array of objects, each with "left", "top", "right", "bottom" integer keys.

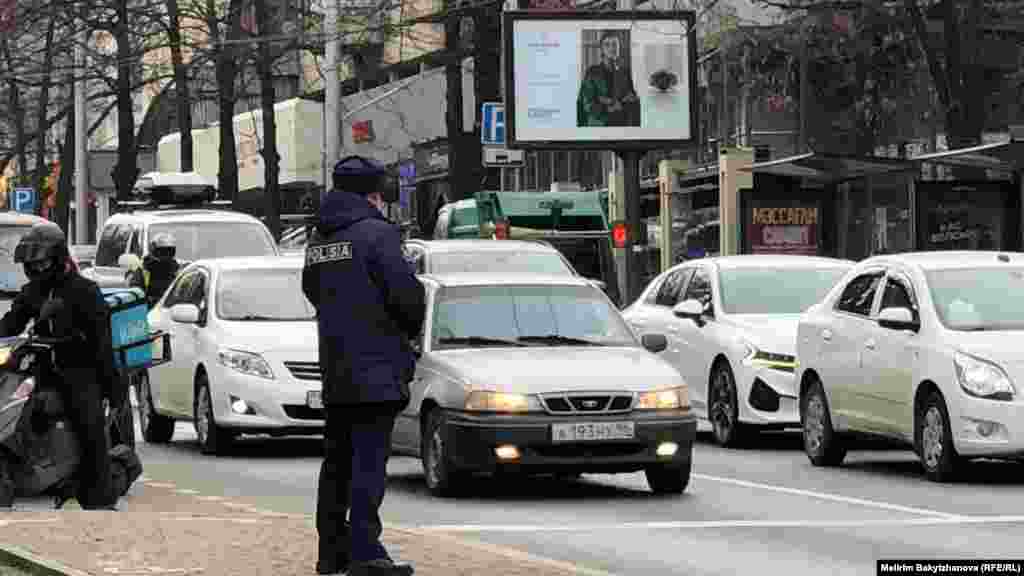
[
  {"left": 216, "top": 320, "right": 318, "bottom": 358},
  {"left": 944, "top": 331, "right": 1024, "bottom": 369},
  {"left": 432, "top": 347, "right": 686, "bottom": 394},
  {"left": 722, "top": 314, "right": 801, "bottom": 356}
]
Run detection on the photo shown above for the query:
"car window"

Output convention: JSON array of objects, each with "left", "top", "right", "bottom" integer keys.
[
  {"left": 95, "top": 223, "right": 131, "bottom": 267},
  {"left": 717, "top": 266, "right": 851, "bottom": 315},
  {"left": 544, "top": 238, "right": 603, "bottom": 280},
  {"left": 834, "top": 271, "right": 884, "bottom": 317},
  {"left": 129, "top": 225, "right": 144, "bottom": 257},
  {"left": 682, "top": 267, "right": 713, "bottom": 314},
  {"left": 402, "top": 244, "right": 425, "bottom": 274},
  {"left": 146, "top": 222, "right": 277, "bottom": 262},
  {"left": 162, "top": 272, "right": 195, "bottom": 308},
  {"left": 187, "top": 272, "right": 209, "bottom": 317},
  {"left": 879, "top": 273, "right": 918, "bottom": 321},
  {"left": 0, "top": 225, "right": 36, "bottom": 293},
  {"left": 925, "top": 267, "right": 1024, "bottom": 331},
  {"left": 654, "top": 268, "right": 691, "bottom": 307},
  {"left": 216, "top": 268, "right": 315, "bottom": 321}
]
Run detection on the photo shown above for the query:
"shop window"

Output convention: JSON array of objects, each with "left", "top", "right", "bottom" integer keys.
[{"left": 918, "top": 181, "right": 1010, "bottom": 251}]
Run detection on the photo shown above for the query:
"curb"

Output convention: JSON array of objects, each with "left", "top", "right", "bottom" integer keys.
[{"left": 0, "top": 544, "right": 89, "bottom": 576}]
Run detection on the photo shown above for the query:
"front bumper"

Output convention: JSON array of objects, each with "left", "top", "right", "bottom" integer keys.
[
  {"left": 444, "top": 410, "right": 696, "bottom": 475},
  {"left": 736, "top": 362, "right": 799, "bottom": 427},
  {"left": 210, "top": 365, "right": 324, "bottom": 435},
  {"left": 954, "top": 394, "right": 1024, "bottom": 458}
]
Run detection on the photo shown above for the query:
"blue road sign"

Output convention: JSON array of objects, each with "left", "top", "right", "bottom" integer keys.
[
  {"left": 481, "top": 102, "right": 505, "bottom": 145},
  {"left": 12, "top": 187, "right": 36, "bottom": 214}
]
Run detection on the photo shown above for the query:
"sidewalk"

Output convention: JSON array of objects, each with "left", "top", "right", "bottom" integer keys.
[{"left": 0, "top": 478, "right": 613, "bottom": 576}]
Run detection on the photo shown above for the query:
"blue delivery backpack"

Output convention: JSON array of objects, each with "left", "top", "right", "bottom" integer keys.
[{"left": 101, "top": 287, "right": 170, "bottom": 370}]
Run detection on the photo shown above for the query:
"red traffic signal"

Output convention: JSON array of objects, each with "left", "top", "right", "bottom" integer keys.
[{"left": 612, "top": 221, "right": 627, "bottom": 249}]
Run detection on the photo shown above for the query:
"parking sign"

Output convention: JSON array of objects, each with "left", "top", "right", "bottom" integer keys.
[
  {"left": 12, "top": 187, "right": 36, "bottom": 214},
  {"left": 481, "top": 103, "right": 505, "bottom": 145}
]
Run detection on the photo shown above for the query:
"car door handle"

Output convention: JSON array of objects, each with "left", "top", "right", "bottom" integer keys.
[
  {"left": 864, "top": 339, "right": 876, "bottom": 350},
  {"left": 822, "top": 329, "right": 833, "bottom": 341}
]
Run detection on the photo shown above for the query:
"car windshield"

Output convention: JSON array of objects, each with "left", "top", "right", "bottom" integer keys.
[
  {"left": 926, "top": 267, "right": 1024, "bottom": 331},
  {"left": 0, "top": 225, "right": 35, "bottom": 295},
  {"left": 431, "top": 284, "right": 635, "bottom": 349},
  {"left": 718, "top": 266, "right": 851, "bottom": 315},
  {"left": 216, "top": 268, "right": 315, "bottom": 321},
  {"left": 148, "top": 222, "right": 277, "bottom": 262},
  {"left": 429, "top": 251, "right": 573, "bottom": 275}
]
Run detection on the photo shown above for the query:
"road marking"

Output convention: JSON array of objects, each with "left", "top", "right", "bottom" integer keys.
[
  {"left": 692, "top": 473, "right": 965, "bottom": 519},
  {"left": 144, "top": 482, "right": 177, "bottom": 489},
  {"left": 413, "top": 515, "right": 1024, "bottom": 533},
  {"left": 173, "top": 488, "right": 199, "bottom": 495},
  {"left": 0, "top": 518, "right": 59, "bottom": 527}
]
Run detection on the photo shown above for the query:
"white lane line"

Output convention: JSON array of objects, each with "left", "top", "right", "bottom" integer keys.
[
  {"left": 413, "top": 515, "right": 1024, "bottom": 533},
  {"left": 173, "top": 488, "right": 199, "bottom": 495},
  {"left": 692, "top": 473, "right": 965, "bottom": 519}
]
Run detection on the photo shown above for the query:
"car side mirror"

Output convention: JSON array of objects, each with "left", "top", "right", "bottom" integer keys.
[
  {"left": 641, "top": 333, "right": 668, "bottom": 353},
  {"left": 170, "top": 303, "right": 201, "bottom": 324},
  {"left": 118, "top": 254, "right": 142, "bottom": 270},
  {"left": 672, "top": 299, "right": 705, "bottom": 320},
  {"left": 877, "top": 307, "right": 919, "bottom": 332}
]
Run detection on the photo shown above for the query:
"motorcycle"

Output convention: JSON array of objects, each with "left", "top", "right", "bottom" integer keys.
[{"left": 0, "top": 298, "right": 147, "bottom": 509}]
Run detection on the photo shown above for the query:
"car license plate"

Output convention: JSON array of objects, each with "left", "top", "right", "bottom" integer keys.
[
  {"left": 307, "top": 390, "right": 323, "bottom": 410},
  {"left": 552, "top": 421, "right": 635, "bottom": 443}
]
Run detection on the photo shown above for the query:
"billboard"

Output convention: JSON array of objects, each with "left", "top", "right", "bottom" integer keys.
[
  {"left": 503, "top": 10, "right": 696, "bottom": 150},
  {"left": 748, "top": 205, "right": 819, "bottom": 256}
]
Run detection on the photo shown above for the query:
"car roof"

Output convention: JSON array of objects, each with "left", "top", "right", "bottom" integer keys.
[
  {"left": 189, "top": 254, "right": 304, "bottom": 272},
  {"left": 406, "top": 239, "right": 559, "bottom": 254},
  {"left": 701, "top": 254, "right": 855, "bottom": 270},
  {"left": 861, "top": 251, "right": 1024, "bottom": 271},
  {"left": 420, "top": 272, "right": 593, "bottom": 288},
  {"left": 105, "top": 209, "right": 264, "bottom": 225},
  {"left": 0, "top": 212, "right": 50, "bottom": 226}
]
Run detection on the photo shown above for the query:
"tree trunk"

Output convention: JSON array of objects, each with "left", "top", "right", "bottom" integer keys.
[
  {"left": 166, "top": 0, "right": 194, "bottom": 171},
  {"left": 114, "top": 0, "right": 138, "bottom": 200},
  {"left": 55, "top": 98, "right": 76, "bottom": 234},
  {"left": 254, "top": 0, "right": 280, "bottom": 240},
  {"left": 212, "top": 0, "right": 245, "bottom": 203},
  {"left": 33, "top": 18, "right": 57, "bottom": 213}
]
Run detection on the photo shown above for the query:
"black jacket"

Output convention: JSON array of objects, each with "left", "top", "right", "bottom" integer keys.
[
  {"left": 0, "top": 273, "right": 119, "bottom": 402},
  {"left": 128, "top": 256, "right": 180, "bottom": 308},
  {"left": 302, "top": 191, "right": 425, "bottom": 406}
]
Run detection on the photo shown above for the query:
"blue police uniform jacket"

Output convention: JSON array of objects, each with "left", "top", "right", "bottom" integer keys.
[{"left": 301, "top": 190, "right": 426, "bottom": 406}]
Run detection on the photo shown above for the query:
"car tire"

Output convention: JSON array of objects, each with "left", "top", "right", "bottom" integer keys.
[
  {"left": 421, "top": 408, "right": 465, "bottom": 497},
  {"left": 194, "top": 373, "right": 233, "bottom": 456},
  {"left": 800, "top": 378, "right": 846, "bottom": 467},
  {"left": 917, "top": 391, "right": 962, "bottom": 483},
  {"left": 137, "top": 371, "right": 175, "bottom": 444},
  {"left": 709, "top": 361, "right": 751, "bottom": 448},
  {"left": 645, "top": 459, "right": 691, "bottom": 495}
]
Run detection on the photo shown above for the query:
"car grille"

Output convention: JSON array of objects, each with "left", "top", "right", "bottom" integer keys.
[
  {"left": 283, "top": 405, "right": 325, "bottom": 420},
  {"left": 540, "top": 393, "right": 634, "bottom": 415},
  {"left": 284, "top": 361, "right": 321, "bottom": 381}
]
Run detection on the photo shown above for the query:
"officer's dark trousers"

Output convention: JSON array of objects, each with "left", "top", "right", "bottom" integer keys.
[
  {"left": 63, "top": 368, "right": 114, "bottom": 509},
  {"left": 317, "top": 402, "right": 402, "bottom": 567}
]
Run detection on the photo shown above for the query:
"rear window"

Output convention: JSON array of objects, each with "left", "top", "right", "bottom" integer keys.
[
  {"left": 429, "top": 251, "right": 573, "bottom": 275},
  {"left": 0, "top": 225, "right": 34, "bottom": 294},
  {"left": 148, "top": 222, "right": 278, "bottom": 262},
  {"left": 545, "top": 238, "right": 604, "bottom": 279}
]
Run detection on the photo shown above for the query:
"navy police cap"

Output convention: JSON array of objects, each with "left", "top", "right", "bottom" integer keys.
[{"left": 332, "top": 155, "right": 387, "bottom": 196}]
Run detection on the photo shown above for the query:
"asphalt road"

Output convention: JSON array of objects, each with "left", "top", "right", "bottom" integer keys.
[{"left": 120, "top": 418, "right": 1024, "bottom": 576}]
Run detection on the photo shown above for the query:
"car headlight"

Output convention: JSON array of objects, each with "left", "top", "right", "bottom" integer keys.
[
  {"left": 217, "top": 349, "right": 274, "bottom": 379},
  {"left": 0, "top": 347, "right": 10, "bottom": 367},
  {"left": 636, "top": 386, "right": 689, "bottom": 410},
  {"left": 743, "top": 342, "right": 797, "bottom": 371},
  {"left": 464, "top": 391, "right": 531, "bottom": 413},
  {"left": 954, "top": 351, "right": 1014, "bottom": 401}
]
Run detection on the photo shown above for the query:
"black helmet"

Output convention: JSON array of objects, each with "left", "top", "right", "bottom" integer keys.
[
  {"left": 149, "top": 232, "right": 176, "bottom": 260},
  {"left": 15, "top": 222, "right": 68, "bottom": 283}
]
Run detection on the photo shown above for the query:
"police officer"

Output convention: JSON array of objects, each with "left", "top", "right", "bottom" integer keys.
[
  {"left": 128, "top": 233, "right": 180, "bottom": 308},
  {"left": 303, "top": 156, "right": 424, "bottom": 576},
  {"left": 0, "top": 222, "right": 120, "bottom": 510}
]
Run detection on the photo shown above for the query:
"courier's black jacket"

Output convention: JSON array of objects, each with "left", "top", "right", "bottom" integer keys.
[{"left": 302, "top": 190, "right": 425, "bottom": 406}]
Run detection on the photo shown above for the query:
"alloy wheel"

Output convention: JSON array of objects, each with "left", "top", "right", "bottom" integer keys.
[
  {"left": 922, "top": 406, "right": 945, "bottom": 471},
  {"left": 196, "top": 387, "right": 211, "bottom": 447},
  {"left": 804, "top": 394, "right": 826, "bottom": 456},
  {"left": 710, "top": 368, "right": 735, "bottom": 445}
]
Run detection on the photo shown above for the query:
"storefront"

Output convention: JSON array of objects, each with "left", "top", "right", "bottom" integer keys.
[{"left": 916, "top": 180, "right": 1021, "bottom": 251}]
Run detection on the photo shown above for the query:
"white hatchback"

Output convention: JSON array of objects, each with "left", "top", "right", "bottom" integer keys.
[
  {"left": 139, "top": 255, "right": 323, "bottom": 454},
  {"left": 796, "top": 251, "right": 1024, "bottom": 482}
]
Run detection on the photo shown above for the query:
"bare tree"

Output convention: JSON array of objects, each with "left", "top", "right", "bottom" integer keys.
[
  {"left": 252, "top": 0, "right": 281, "bottom": 239},
  {"left": 163, "top": 0, "right": 195, "bottom": 171}
]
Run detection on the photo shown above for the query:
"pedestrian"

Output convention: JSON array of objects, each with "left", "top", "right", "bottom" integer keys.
[{"left": 303, "top": 155, "right": 425, "bottom": 576}]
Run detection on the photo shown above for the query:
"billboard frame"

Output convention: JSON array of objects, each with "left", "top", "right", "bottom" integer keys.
[{"left": 502, "top": 9, "right": 698, "bottom": 151}]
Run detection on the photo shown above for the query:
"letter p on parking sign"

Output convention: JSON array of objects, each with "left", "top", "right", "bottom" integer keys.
[{"left": 12, "top": 187, "right": 36, "bottom": 214}]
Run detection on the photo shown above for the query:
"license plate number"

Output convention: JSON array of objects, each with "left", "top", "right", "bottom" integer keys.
[
  {"left": 307, "top": 390, "right": 323, "bottom": 410},
  {"left": 551, "top": 421, "right": 635, "bottom": 443}
]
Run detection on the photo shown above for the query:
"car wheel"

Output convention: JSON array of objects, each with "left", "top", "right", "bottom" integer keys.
[
  {"left": 137, "top": 371, "right": 175, "bottom": 444},
  {"left": 194, "top": 373, "right": 233, "bottom": 456},
  {"left": 709, "top": 361, "right": 751, "bottom": 447},
  {"left": 917, "top": 391, "right": 961, "bottom": 483},
  {"left": 421, "top": 408, "right": 465, "bottom": 497},
  {"left": 645, "top": 459, "right": 691, "bottom": 495},
  {"left": 800, "top": 378, "right": 846, "bottom": 467}
]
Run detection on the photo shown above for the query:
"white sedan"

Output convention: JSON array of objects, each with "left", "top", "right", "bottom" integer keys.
[
  {"left": 797, "top": 251, "right": 1024, "bottom": 482},
  {"left": 138, "top": 255, "right": 323, "bottom": 455},
  {"left": 623, "top": 255, "right": 852, "bottom": 447}
]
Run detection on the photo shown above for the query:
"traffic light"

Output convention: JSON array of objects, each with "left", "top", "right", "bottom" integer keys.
[
  {"left": 612, "top": 220, "right": 626, "bottom": 248},
  {"left": 494, "top": 219, "right": 509, "bottom": 239}
]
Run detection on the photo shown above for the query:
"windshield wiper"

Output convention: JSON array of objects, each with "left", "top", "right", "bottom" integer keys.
[
  {"left": 231, "top": 314, "right": 280, "bottom": 321},
  {"left": 516, "top": 334, "right": 603, "bottom": 346},
  {"left": 437, "top": 336, "right": 528, "bottom": 347}
]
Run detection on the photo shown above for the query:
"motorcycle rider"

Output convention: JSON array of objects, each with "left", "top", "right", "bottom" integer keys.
[
  {"left": 128, "top": 233, "right": 180, "bottom": 308},
  {"left": 0, "top": 221, "right": 120, "bottom": 510}
]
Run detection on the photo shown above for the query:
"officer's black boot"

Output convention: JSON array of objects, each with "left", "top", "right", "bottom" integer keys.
[{"left": 346, "top": 558, "right": 414, "bottom": 576}]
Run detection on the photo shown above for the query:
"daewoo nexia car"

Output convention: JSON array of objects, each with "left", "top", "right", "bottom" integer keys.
[
  {"left": 391, "top": 273, "right": 696, "bottom": 497},
  {"left": 797, "top": 251, "right": 1024, "bottom": 482},
  {"left": 622, "top": 255, "right": 852, "bottom": 447}
]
